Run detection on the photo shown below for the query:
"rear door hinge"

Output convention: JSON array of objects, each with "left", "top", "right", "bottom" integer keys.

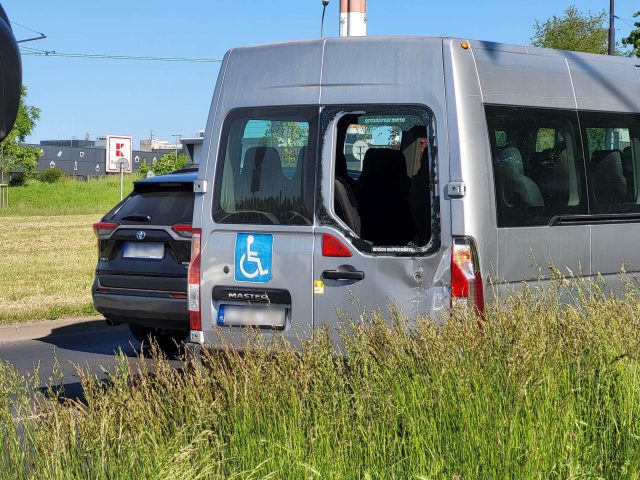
[
  {"left": 193, "top": 179, "right": 208, "bottom": 193},
  {"left": 446, "top": 181, "right": 466, "bottom": 198}
]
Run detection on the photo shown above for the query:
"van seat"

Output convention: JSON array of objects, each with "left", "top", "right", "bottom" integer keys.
[
  {"left": 409, "top": 148, "right": 431, "bottom": 246},
  {"left": 622, "top": 146, "right": 634, "bottom": 198},
  {"left": 537, "top": 148, "right": 570, "bottom": 208},
  {"left": 591, "top": 149, "right": 627, "bottom": 205},
  {"left": 239, "top": 146, "right": 288, "bottom": 201},
  {"left": 495, "top": 147, "right": 544, "bottom": 208},
  {"left": 355, "top": 148, "right": 415, "bottom": 246}
]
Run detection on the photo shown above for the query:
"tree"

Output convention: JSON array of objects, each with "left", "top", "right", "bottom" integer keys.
[
  {"left": 0, "top": 86, "right": 41, "bottom": 180},
  {"left": 149, "top": 151, "right": 190, "bottom": 176},
  {"left": 261, "top": 121, "right": 308, "bottom": 167},
  {"left": 531, "top": 6, "right": 608, "bottom": 54},
  {"left": 621, "top": 11, "right": 640, "bottom": 57}
]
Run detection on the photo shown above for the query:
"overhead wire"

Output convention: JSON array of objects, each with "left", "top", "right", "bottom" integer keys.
[
  {"left": 19, "top": 49, "right": 222, "bottom": 63},
  {"left": 10, "top": 20, "right": 45, "bottom": 36}
]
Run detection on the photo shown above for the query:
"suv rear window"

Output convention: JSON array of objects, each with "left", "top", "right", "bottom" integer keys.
[{"left": 110, "top": 189, "right": 194, "bottom": 226}]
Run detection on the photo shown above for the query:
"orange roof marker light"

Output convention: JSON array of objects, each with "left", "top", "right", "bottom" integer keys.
[{"left": 461, "top": 42, "right": 470, "bottom": 50}]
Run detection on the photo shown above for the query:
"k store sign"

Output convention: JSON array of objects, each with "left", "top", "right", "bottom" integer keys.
[{"left": 106, "top": 135, "right": 133, "bottom": 173}]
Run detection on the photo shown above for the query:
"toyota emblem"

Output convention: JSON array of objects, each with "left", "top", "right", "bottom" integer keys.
[{"left": 136, "top": 231, "right": 146, "bottom": 241}]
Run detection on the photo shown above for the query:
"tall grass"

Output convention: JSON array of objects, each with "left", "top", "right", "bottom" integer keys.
[
  {"left": 0, "top": 176, "right": 136, "bottom": 217},
  {"left": 2, "top": 280, "right": 640, "bottom": 478}
]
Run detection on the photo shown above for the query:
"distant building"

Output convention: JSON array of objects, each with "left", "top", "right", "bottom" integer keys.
[
  {"left": 20, "top": 137, "right": 182, "bottom": 178},
  {"left": 139, "top": 138, "right": 182, "bottom": 152},
  {"left": 181, "top": 130, "right": 205, "bottom": 166}
]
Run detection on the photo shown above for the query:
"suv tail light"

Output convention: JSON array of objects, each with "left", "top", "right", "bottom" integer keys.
[
  {"left": 172, "top": 224, "right": 194, "bottom": 239},
  {"left": 451, "top": 237, "right": 484, "bottom": 315},
  {"left": 187, "top": 228, "right": 202, "bottom": 331},
  {"left": 93, "top": 222, "right": 119, "bottom": 238}
]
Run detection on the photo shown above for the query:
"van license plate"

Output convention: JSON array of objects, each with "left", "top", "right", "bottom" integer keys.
[
  {"left": 122, "top": 242, "right": 164, "bottom": 259},
  {"left": 218, "top": 305, "right": 286, "bottom": 328}
]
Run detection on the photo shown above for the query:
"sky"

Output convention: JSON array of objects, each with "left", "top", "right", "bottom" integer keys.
[{"left": 3, "top": 0, "right": 638, "bottom": 148}]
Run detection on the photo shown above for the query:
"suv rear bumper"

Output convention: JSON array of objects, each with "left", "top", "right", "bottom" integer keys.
[{"left": 92, "top": 282, "right": 188, "bottom": 331}]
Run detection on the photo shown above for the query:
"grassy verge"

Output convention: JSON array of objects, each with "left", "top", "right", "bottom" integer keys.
[
  {"left": 0, "top": 176, "right": 135, "bottom": 322},
  {"left": 1, "top": 282, "right": 640, "bottom": 478},
  {"left": 0, "top": 176, "right": 135, "bottom": 217},
  {"left": 0, "top": 214, "right": 98, "bottom": 323}
]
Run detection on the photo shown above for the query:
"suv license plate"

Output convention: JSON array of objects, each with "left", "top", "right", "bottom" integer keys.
[
  {"left": 218, "top": 305, "right": 286, "bottom": 328},
  {"left": 122, "top": 242, "right": 165, "bottom": 259}
]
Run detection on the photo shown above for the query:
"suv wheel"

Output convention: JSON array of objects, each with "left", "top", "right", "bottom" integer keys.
[{"left": 128, "top": 323, "right": 188, "bottom": 354}]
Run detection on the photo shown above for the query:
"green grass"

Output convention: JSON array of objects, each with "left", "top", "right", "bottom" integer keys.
[
  {"left": 0, "top": 177, "right": 137, "bottom": 322},
  {"left": 0, "top": 214, "right": 98, "bottom": 323},
  {"left": 1, "top": 281, "right": 640, "bottom": 478},
  {"left": 0, "top": 176, "right": 136, "bottom": 217}
]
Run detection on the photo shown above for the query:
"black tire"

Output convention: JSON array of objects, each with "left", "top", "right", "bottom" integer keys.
[{"left": 128, "top": 323, "right": 188, "bottom": 354}]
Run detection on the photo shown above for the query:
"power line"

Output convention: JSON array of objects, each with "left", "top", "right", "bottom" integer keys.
[
  {"left": 10, "top": 20, "right": 45, "bottom": 36},
  {"left": 615, "top": 16, "right": 638, "bottom": 29},
  {"left": 19, "top": 49, "right": 222, "bottom": 63}
]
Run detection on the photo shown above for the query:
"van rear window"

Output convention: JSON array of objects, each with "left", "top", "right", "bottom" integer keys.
[{"left": 212, "top": 107, "right": 318, "bottom": 226}]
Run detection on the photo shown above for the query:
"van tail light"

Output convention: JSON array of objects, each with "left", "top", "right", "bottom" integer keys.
[
  {"left": 322, "top": 233, "right": 352, "bottom": 257},
  {"left": 187, "top": 228, "right": 202, "bottom": 331},
  {"left": 451, "top": 237, "right": 484, "bottom": 315},
  {"left": 92, "top": 222, "right": 119, "bottom": 238},
  {"left": 172, "top": 224, "right": 194, "bottom": 239}
]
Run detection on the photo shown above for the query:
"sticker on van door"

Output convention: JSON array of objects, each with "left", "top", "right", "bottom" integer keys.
[{"left": 234, "top": 233, "right": 273, "bottom": 283}]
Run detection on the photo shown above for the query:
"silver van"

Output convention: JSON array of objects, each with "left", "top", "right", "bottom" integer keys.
[{"left": 187, "top": 36, "right": 640, "bottom": 347}]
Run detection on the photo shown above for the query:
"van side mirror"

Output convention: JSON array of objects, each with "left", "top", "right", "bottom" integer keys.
[{"left": 0, "top": 4, "right": 22, "bottom": 142}]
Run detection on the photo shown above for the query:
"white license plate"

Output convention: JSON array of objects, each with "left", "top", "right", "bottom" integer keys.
[
  {"left": 122, "top": 242, "right": 165, "bottom": 259},
  {"left": 217, "top": 305, "right": 286, "bottom": 328}
]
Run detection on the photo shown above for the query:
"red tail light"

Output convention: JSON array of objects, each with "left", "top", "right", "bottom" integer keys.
[
  {"left": 451, "top": 237, "right": 484, "bottom": 315},
  {"left": 92, "top": 222, "right": 119, "bottom": 238},
  {"left": 322, "top": 233, "right": 352, "bottom": 257},
  {"left": 188, "top": 228, "right": 202, "bottom": 331},
  {"left": 172, "top": 224, "right": 194, "bottom": 239}
]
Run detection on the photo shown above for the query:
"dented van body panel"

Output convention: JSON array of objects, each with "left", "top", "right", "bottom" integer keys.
[{"left": 190, "top": 36, "right": 640, "bottom": 347}]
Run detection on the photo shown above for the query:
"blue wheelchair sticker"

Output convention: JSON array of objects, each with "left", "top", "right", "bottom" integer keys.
[{"left": 234, "top": 233, "right": 273, "bottom": 283}]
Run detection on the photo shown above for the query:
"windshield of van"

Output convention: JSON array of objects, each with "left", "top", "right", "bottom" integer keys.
[{"left": 212, "top": 107, "right": 318, "bottom": 226}]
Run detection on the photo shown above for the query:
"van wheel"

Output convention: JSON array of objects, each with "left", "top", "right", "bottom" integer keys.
[{"left": 128, "top": 324, "right": 188, "bottom": 354}]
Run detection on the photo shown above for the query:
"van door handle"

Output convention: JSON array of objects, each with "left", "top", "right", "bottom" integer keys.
[{"left": 322, "top": 269, "right": 365, "bottom": 281}]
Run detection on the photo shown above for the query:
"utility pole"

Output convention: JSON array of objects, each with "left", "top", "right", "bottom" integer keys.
[
  {"left": 608, "top": 0, "right": 616, "bottom": 55},
  {"left": 172, "top": 134, "right": 181, "bottom": 159}
]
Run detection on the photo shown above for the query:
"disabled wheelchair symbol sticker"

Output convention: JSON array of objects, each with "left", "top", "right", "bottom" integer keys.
[{"left": 234, "top": 233, "right": 273, "bottom": 283}]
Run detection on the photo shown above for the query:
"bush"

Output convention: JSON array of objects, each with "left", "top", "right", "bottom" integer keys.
[
  {"left": 8, "top": 173, "right": 24, "bottom": 187},
  {"left": 151, "top": 151, "right": 189, "bottom": 176},
  {"left": 138, "top": 160, "right": 149, "bottom": 178},
  {"left": 38, "top": 167, "right": 66, "bottom": 183}
]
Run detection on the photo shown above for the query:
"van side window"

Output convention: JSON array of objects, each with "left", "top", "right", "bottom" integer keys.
[
  {"left": 485, "top": 105, "right": 587, "bottom": 227},
  {"left": 581, "top": 112, "right": 640, "bottom": 213},
  {"left": 212, "top": 108, "right": 317, "bottom": 225},
  {"left": 329, "top": 109, "right": 435, "bottom": 251}
]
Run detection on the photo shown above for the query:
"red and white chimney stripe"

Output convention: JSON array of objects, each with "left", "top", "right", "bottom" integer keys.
[{"left": 339, "top": 0, "right": 367, "bottom": 37}]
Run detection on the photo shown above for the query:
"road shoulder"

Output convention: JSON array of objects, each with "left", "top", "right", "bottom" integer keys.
[{"left": 0, "top": 316, "right": 105, "bottom": 344}]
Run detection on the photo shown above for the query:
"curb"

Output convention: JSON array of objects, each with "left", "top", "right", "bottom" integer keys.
[{"left": 0, "top": 316, "right": 107, "bottom": 344}]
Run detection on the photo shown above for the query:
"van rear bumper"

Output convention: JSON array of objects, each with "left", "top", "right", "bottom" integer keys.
[{"left": 92, "top": 293, "right": 188, "bottom": 331}]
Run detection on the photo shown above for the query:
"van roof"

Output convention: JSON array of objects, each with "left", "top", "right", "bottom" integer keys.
[{"left": 227, "top": 36, "right": 639, "bottom": 67}]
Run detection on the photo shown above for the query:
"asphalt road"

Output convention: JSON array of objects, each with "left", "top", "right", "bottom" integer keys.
[{"left": 0, "top": 317, "right": 149, "bottom": 401}]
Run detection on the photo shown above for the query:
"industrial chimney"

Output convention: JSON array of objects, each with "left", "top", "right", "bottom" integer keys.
[{"left": 339, "top": 0, "right": 366, "bottom": 37}]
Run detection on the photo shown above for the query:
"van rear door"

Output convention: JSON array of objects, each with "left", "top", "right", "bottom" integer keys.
[
  {"left": 313, "top": 106, "right": 449, "bottom": 331},
  {"left": 205, "top": 107, "right": 318, "bottom": 340}
]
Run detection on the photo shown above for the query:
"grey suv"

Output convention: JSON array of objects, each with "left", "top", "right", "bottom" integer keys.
[{"left": 92, "top": 169, "right": 196, "bottom": 350}]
